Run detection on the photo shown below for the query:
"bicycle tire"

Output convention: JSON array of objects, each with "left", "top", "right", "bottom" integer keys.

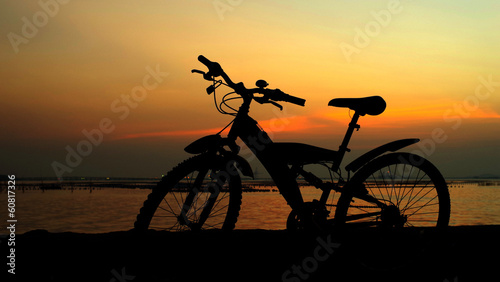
[
  {"left": 335, "top": 152, "right": 450, "bottom": 228},
  {"left": 134, "top": 154, "right": 242, "bottom": 231}
]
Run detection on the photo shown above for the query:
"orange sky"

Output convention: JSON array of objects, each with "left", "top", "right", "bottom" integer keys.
[{"left": 1, "top": 1, "right": 499, "bottom": 178}]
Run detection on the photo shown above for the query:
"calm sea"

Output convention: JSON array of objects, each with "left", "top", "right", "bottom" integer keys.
[{"left": 1, "top": 181, "right": 500, "bottom": 234}]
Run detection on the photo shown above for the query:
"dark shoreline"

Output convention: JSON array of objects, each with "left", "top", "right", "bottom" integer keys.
[
  {"left": 4, "top": 225, "right": 500, "bottom": 282},
  {"left": 2, "top": 179, "right": 499, "bottom": 192}
]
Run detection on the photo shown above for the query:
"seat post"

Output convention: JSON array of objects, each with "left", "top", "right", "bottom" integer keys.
[{"left": 332, "top": 112, "right": 361, "bottom": 171}]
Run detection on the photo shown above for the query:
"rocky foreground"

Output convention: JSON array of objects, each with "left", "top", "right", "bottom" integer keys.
[{"left": 5, "top": 225, "right": 500, "bottom": 282}]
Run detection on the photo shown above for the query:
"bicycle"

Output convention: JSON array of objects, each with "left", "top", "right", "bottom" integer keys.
[{"left": 134, "top": 55, "right": 450, "bottom": 232}]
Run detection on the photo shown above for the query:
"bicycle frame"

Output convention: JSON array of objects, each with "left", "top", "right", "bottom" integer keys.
[
  {"left": 221, "top": 95, "right": 366, "bottom": 211},
  {"left": 225, "top": 96, "right": 305, "bottom": 210}
]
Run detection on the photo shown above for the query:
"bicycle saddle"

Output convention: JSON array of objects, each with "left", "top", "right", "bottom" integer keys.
[{"left": 328, "top": 96, "right": 386, "bottom": 116}]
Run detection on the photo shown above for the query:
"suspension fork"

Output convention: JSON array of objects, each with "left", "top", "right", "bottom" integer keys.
[
  {"left": 179, "top": 153, "right": 231, "bottom": 228},
  {"left": 193, "top": 174, "right": 222, "bottom": 230},
  {"left": 178, "top": 147, "right": 226, "bottom": 227},
  {"left": 178, "top": 166, "right": 210, "bottom": 226}
]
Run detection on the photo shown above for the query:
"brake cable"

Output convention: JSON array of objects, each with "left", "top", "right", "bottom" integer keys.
[
  {"left": 220, "top": 92, "right": 241, "bottom": 115},
  {"left": 217, "top": 119, "right": 235, "bottom": 135}
]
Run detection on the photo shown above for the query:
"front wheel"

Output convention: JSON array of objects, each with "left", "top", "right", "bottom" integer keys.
[
  {"left": 134, "top": 154, "right": 243, "bottom": 231},
  {"left": 335, "top": 153, "right": 450, "bottom": 229}
]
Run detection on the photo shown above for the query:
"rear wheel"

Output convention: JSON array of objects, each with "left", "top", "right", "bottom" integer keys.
[
  {"left": 335, "top": 153, "right": 450, "bottom": 228},
  {"left": 334, "top": 153, "right": 450, "bottom": 272},
  {"left": 134, "top": 154, "right": 242, "bottom": 231}
]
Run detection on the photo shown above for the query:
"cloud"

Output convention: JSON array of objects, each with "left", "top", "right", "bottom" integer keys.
[
  {"left": 114, "top": 113, "right": 336, "bottom": 141},
  {"left": 115, "top": 128, "right": 219, "bottom": 140}
]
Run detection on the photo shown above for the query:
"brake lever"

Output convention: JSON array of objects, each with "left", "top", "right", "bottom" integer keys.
[
  {"left": 253, "top": 97, "right": 268, "bottom": 104},
  {"left": 191, "top": 69, "right": 205, "bottom": 75},
  {"left": 269, "top": 101, "right": 283, "bottom": 111},
  {"left": 253, "top": 97, "right": 283, "bottom": 111}
]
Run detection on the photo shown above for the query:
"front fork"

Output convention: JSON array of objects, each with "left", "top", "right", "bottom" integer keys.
[
  {"left": 178, "top": 149, "right": 232, "bottom": 229},
  {"left": 177, "top": 166, "right": 211, "bottom": 228}
]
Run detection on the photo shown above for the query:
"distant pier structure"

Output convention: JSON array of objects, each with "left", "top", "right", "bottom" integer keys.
[
  {"left": 0, "top": 177, "right": 498, "bottom": 192},
  {"left": 448, "top": 180, "right": 500, "bottom": 188},
  {"left": 0, "top": 177, "right": 160, "bottom": 192}
]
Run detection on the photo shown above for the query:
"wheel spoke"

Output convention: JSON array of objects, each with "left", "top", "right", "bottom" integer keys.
[
  {"left": 401, "top": 180, "right": 433, "bottom": 213},
  {"left": 404, "top": 195, "right": 439, "bottom": 218},
  {"left": 161, "top": 197, "right": 179, "bottom": 217}
]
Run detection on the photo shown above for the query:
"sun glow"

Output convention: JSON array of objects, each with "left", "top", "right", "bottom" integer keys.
[{"left": 2, "top": 1, "right": 499, "bottom": 177}]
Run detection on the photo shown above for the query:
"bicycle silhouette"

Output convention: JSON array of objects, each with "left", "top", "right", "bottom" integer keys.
[{"left": 135, "top": 56, "right": 450, "bottom": 232}]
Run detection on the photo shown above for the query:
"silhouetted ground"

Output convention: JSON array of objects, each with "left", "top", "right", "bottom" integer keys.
[{"left": 4, "top": 226, "right": 500, "bottom": 282}]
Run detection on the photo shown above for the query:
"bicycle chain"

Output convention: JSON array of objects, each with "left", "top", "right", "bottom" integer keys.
[{"left": 325, "top": 204, "right": 379, "bottom": 209}]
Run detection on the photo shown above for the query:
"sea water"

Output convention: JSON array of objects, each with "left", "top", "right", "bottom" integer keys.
[{"left": 1, "top": 181, "right": 499, "bottom": 234}]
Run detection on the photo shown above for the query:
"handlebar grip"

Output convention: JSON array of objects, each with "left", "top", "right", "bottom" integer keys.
[
  {"left": 285, "top": 95, "right": 306, "bottom": 106},
  {"left": 198, "top": 55, "right": 212, "bottom": 67},
  {"left": 197, "top": 55, "right": 224, "bottom": 78},
  {"left": 272, "top": 90, "right": 306, "bottom": 106}
]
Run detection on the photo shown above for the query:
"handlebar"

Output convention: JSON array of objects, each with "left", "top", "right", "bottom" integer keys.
[
  {"left": 196, "top": 55, "right": 306, "bottom": 107},
  {"left": 271, "top": 89, "right": 306, "bottom": 106},
  {"left": 198, "top": 55, "right": 223, "bottom": 78}
]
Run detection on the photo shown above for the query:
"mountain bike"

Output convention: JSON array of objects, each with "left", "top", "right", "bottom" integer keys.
[{"left": 134, "top": 55, "right": 450, "bottom": 232}]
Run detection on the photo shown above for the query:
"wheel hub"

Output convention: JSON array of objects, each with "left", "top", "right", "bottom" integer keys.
[{"left": 380, "top": 205, "right": 407, "bottom": 227}]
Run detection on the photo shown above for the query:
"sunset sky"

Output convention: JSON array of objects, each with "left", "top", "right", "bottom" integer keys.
[{"left": 1, "top": 0, "right": 499, "bottom": 178}]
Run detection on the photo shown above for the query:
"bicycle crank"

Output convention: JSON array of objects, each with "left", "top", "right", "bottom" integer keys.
[{"left": 286, "top": 200, "right": 330, "bottom": 232}]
